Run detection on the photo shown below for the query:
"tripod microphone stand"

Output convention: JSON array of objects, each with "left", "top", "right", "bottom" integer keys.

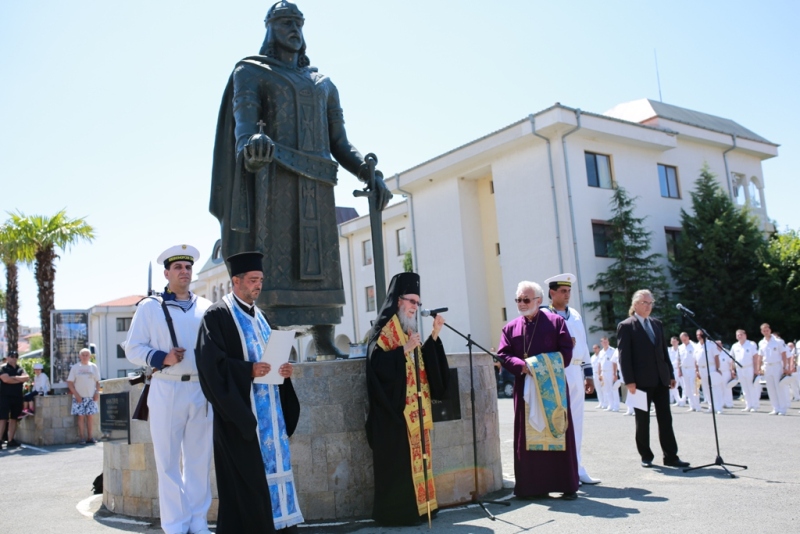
[
  {"left": 679, "top": 310, "right": 747, "bottom": 478},
  {"left": 437, "top": 316, "right": 510, "bottom": 520}
]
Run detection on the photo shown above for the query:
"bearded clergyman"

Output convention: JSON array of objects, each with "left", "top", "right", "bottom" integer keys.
[{"left": 364, "top": 272, "right": 450, "bottom": 526}]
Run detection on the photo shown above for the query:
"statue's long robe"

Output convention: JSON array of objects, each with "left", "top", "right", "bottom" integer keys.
[{"left": 211, "top": 56, "right": 364, "bottom": 327}]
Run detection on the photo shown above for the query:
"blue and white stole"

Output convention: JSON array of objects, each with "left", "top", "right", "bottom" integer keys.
[{"left": 223, "top": 294, "right": 303, "bottom": 529}]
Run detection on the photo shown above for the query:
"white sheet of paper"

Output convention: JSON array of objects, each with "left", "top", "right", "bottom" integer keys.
[
  {"left": 253, "top": 329, "right": 295, "bottom": 385},
  {"left": 625, "top": 388, "right": 648, "bottom": 411}
]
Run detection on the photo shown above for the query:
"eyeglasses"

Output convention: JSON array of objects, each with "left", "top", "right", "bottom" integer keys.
[
  {"left": 399, "top": 296, "right": 422, "bottom": 307},
  {"left": 515, "top": 297, "right": 539, "bottom": 304},
  {"left": 638, "top": 301, "right": 655, "bottom": 306}
]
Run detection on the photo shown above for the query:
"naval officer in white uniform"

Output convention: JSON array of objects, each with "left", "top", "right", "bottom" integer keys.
[
  {"left": 668, "top": 337, "right": 683, "bottom": 406},
  {"left": 125, "top": 245, "right": 213, "bottom": 534},
  {"left": 731, "top": 329, "right": 759, "bottom": 412},
  {"left": 759, "top": 323, "right": 789, "bottom": 415},
  {"left": 678, "top": 332, "right": 700, "bottom": 411},
  {"left": 545, "top": 273, "right": 600, "bottom": 485},
  {"left": 695, "top": 330, "right": 723, "bottom": 414}
]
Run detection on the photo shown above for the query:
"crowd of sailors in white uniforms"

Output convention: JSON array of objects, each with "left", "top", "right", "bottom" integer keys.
[{"left": 590, "top": 323, "right": 799, "bottom": 416}]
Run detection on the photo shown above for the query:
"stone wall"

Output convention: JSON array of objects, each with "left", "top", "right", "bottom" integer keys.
[
  {"left": 16, "top": 394, "right": 101, "bottom": 446},
  {"left": 101, "top": 352, "right": 501, "bottom": 521}
]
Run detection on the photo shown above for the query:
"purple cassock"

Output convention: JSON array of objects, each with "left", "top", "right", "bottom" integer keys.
[{"left": 496, "top": 310, "right": 579, "bottom": 497}]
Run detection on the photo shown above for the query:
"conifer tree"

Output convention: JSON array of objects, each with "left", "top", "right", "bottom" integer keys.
[
  {"left": 587, "top": 186, "right": 674, "bottom": 337},
  {"left": 669, "top": 164, "right": 765, "bottom": 339}
]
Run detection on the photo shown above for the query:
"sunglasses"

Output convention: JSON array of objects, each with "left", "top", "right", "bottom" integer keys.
[
  {"left": 515, "top": 297, "right": 539, "bottom": 304},
  {"left": 399, "top": 296, "right": 422, "bottom": 307}
]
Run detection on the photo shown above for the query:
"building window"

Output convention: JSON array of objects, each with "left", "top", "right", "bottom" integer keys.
[
  {"left": 396, "top": 228, "right": 409, "bottom": 256},
  {"left": 495, "top": 243, "right": 501, "bottom": 256},
  {"left": 585, "top": 152, "right": 613, "bottom": 189},
  {"left": 592, "top": 222, "right": 614, "bottom": 257},
  {"left": 665, "top": 228, "right": 682, "bottom": 260},
  {"left": 117, "top": 344, "right": 126, "bottom": 359},
  {"left": 490, "top": 180, "right": 495, "bottom": 194},
  {"left": 116, "top": 317, "right": 132, "bottom": 332},
  {"left": 599, "top": 292, "right": 616, "bottom": 330},
  {"left": 501, "top": 307, "right": 507, "bottom": 322},
  {"left": 365, "top": 286, "right": 376, "bottom": 312},
  {"left": 658, "top": 164, "right": 680, "bottom": 199},
  {"left": 732, "top": 173, "right": 746, "bottom": 205},
  {"left": 117, "top": 369, "right": 134, "bottom": 378},
  {"left": 363, "top": 239, "right": 373, "bottom": 266}
]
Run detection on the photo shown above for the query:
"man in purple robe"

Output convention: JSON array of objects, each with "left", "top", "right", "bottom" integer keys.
[{"left": 496, "top": 281, "right": 579, "bottom": 500}]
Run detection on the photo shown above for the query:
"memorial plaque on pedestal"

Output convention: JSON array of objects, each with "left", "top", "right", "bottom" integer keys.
[
  {"left": 432, "top": 368, "right": 462, "bottom": 422},
  {"left": 100, "top": 392, "right": 130, "bottom": 443}
]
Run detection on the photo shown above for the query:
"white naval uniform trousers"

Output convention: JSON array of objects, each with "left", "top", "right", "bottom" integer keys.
[
  {"left": 678, "top": 343, "right": 700, "bottom": 410},
  {"left": 125, "top": 295, "right": 213, "bottom": 534},
  {"left": 696, "top": 341, "right": 723, "bottom": 412},
  {"left": 558, "top": 307, "right": 594, "bottom": 480}
]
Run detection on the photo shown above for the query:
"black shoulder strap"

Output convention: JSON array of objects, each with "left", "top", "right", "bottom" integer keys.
[{"left": 160, "top": 300, "right": 179, "bottom": 348}]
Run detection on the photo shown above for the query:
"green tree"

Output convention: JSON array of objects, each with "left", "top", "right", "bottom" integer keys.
[
  {"left": 586, "top": 186, "right": 675, "bottom": 338},
  {"left": 669, "top": 164, "right": 766, "bottom": 339},
  {"left": 757, "top": 228, "right": 800, "bottom": 337},
  {"left": 0, "top": 222, "right": 34, "bottom": 355},
  {"left": 10, "top": 210, "right": 95, "bottom": 362},
  {"left": 402, "top": 250, "right": 414, "bottom": 272}
]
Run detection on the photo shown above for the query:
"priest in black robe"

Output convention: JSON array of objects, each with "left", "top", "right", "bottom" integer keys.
[
  {"left": 365, "top": 272, "right": 450, "bottom": 526},
  {"left": 196, "top": 252, "right": 301, "bottom": 533}
]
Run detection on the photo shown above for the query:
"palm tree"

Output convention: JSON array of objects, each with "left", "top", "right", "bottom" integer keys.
[
  {"left": 10, "top": 210, "right": 95, "bottom": 362},
  {"left": 0, "top": 222, "right": 33, "bottom": 355}
]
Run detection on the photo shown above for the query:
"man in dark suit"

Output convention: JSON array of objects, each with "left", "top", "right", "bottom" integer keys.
[{"left": 617, "top": 289, "right": 690, "bottom": 468}]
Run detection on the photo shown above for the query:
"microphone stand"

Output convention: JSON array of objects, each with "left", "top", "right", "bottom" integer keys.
[
  {"left": 678, "top": 310, "right": 746, "bottom": 478},
  {"left": 433, "top": 314, "right": 510, "bottom": 520}
]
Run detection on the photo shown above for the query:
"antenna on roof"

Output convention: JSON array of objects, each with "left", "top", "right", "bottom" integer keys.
[{"left": 654, "top": 48, "right": 663, "bottom": 102}]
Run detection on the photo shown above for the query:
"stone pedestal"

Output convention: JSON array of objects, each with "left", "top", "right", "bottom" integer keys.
[
  {"left": 15, "top": 394, "right": 101, "bottom": 445},
  {"left": 101, "top": 352, "right": 501, "bottom": 521}
]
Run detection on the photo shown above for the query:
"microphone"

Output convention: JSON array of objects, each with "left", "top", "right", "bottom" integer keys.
[
  {"left": 420, "top": 307, "right": 448, "bottom": 317},
  {"left": 676, "top": 303, "right": 695, "bottom": 316}
]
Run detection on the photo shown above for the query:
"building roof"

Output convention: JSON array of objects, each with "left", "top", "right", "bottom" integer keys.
[
  {"left": 94, "top": 295, "right": 145, "bottom": 307},
  {"left": 336, "top": 206, "right": 359, "bottom": 225},
  {"left": 604, "top": 99, "right": 776, "bottom": 146}
]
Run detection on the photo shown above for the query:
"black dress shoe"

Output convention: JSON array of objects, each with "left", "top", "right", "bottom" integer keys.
[
  {"left": 664, "top": 458, "right": 690, "bottom": 468},
  {"left": 641, "top": 460, "right": 654, "bottom": 468},
  {"left": 561, "top": 492, "right": 578, "bottom": 500},
  {"left": 516, "top": 493, "right": 549, "bottom": 500}
]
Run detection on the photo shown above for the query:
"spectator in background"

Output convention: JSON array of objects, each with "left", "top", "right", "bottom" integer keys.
[
  {"left": 21, "top": 363, "right": 50, "bottom": 417},
  {"left": 0, "top": 352, "right": 28, "bottom": 449},
  {"left": 67, "top": 348, "right": 101, "bottom": 444}
]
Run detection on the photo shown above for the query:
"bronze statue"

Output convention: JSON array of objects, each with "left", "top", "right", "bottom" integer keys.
[{"left": 210, "top": 1, "right": 391, "bottom": 357}]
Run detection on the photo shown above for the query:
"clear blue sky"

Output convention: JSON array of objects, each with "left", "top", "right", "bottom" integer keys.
[{"left": 2, "top": 0, "right": 798, "bottom": 328}]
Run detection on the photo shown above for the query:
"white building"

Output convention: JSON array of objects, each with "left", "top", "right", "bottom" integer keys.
[
  {"left": 192, "top": 98, "right": 778, "bottom": 356},
  {"left": 88, "top": 295, "right": 144, "bottom": 379}
]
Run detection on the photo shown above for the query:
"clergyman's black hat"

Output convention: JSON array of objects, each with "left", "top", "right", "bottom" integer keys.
[{"left": 226, "top": 251, "right": 264, "bottom": 277}]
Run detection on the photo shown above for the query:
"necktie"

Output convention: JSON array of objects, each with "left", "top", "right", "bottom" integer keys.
[{"left": 643, "top": 318, "right": 656, "bottom": 344}]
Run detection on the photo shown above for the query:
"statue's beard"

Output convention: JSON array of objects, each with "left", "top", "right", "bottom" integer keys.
[{"left": 398, "top": 311, "right": 418, "bottom": 335}]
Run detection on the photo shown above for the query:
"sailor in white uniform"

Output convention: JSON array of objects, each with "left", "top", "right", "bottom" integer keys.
[
  {"left": 125, "top": 245, "right": 213, "bottom": 534},
  {"left": 544, "top": 273, "right": 600, "bottom": 485},
  {"left": 668, "top": 337, "right": 683, "bottom": 406},
  {"left": 759, "top": 323, "right": 789, "bottom": 415},
  {"left": 591, "top": 344, "right": 606, "bottom": 409},
  {"left": 695, "top": 330, "right": 723, "bottom": 414},
  {"left": 731, "top": 329, "right": 759, "bottom": 412},
  {"left": 598, "top": 338, "right": 620, "bottom": 412},
  {"left": 678, "top": 332, "right": 700, "bottom": 411}
]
